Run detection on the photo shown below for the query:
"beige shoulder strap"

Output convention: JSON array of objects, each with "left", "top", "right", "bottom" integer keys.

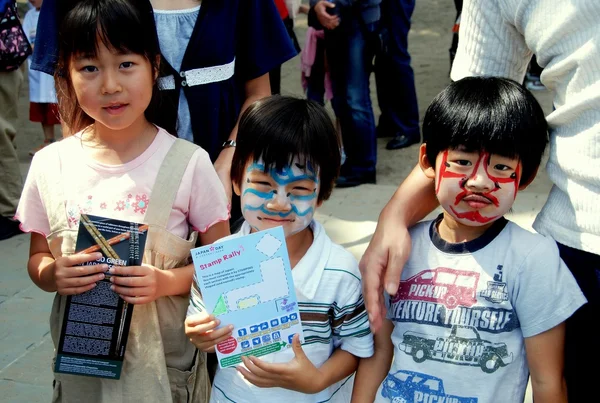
[{"left": 144, "top": 138, "right": 199, "bottom": 228}]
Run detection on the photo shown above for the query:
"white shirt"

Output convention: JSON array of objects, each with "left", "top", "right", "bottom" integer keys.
[
  {"left": 207, "top": 221, "right": 374, "bottom": 403},
  {"left": 451, "top": 0, "right": 600, "bottom": 254}
]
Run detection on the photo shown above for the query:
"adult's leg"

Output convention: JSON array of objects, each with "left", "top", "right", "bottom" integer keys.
[
  {"left": 0, "top": 69, "right": 24, "bottom": 219},
  {"left": 269, "top": 65, "right": 281, "bottom": 95},
  {"left": 325, "top": 11, "right": 377, "bottom": 183},
  {"left": 558, "top": 243, "right": 600, "bottom": 402},
  {"left": 375, "top": 0, "right": 420, "bottom": 149},
  {"left": 306, "top": 38, "right": 326, "bottom": 106}
]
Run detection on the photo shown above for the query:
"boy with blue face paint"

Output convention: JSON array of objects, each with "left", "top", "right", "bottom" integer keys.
[{"left": 185, "top": 96, "right": 374, "bottom": 402}]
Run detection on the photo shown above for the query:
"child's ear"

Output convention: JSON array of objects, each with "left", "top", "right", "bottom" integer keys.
[
  {"left": 518, "top": 166, "right": 539, "bottom": 190},
  {"left": 418, "top": 144, "right": 436, "bottom": 179},
  {"left": 232, "top": 179, "right": 242, "bottom": 197}
]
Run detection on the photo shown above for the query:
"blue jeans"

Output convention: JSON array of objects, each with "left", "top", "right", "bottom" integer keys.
[
  {"left": 325, "top": 10, "right": 377, "bottom": 175},
  {"left": 375, "top": 0, "right": 419, "bottom": 138},
  {"left": 558, "top": 243, "right": 600, "bottom": 402}
]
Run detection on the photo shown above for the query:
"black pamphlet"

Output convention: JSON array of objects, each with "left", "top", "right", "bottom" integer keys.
[{"left": 54, "top": 214, "right": 148, "bottom": 379}]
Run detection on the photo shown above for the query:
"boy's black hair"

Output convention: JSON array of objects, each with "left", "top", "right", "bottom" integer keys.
[
  {"left": 55, "top": 0, "right": 161, "bottom": 133},
  {"left": 423, "top": 76, "right": 548, "bottom": 185},
  {"left": 231, "top": 96, "right": 341, "bottom": 203}
]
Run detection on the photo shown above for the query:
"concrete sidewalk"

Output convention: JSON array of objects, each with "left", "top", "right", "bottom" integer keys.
[{"left": 1, "top": 2, "right": 551, "bottom": 401}]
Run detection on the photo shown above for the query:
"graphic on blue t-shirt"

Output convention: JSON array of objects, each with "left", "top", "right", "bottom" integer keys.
[
  {"left": 398, "top": 325, "right": 513, "bottom": 373},
  {"left": 380, "top": 370, "right": 477, "bottom": 403},
  {"left": 479, "top": 265, "right": 509, "bottom": 303},
  {"left": 392, "top": 268, "right": 480, "bottom": 310},
  {"left": 389, "top": 266, "right": 519, "bottom": 334}
]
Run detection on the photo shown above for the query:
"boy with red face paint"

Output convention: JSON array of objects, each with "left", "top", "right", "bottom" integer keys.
[{"left": 352, "top": 77, "right": 586, "bottom": 403}]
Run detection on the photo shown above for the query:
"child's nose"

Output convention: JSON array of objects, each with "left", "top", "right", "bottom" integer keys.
[
  {"left": 465, "top": 163, "right": 494, "bottom": 192},
  {"left": 265, "top": 191, "right": 291, "bottom": 211},
  {"left": 101, "top": 71, "right": 122, "bottom": 95}
]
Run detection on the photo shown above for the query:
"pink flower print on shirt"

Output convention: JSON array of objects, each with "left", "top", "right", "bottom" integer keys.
[
  {"left": 100, "top": 202, "right": 107, "bottom": 210},
  {"left": 115, "top": 200, "right": 126, "bottom": 211},
  {"left": 133, "top": 194, "right": 149, "bottom": 214},
  {"left": 82, "top": 196, "right": 93, "bottom": 214},
  {"left": 67, "top": 206, "right": 79, "bottom": 227}
]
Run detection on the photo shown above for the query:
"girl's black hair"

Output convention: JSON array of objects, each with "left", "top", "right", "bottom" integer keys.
[
  {"left": 423, "top": 76, "right": 548, "bottom": 185},
  {"left": 231, "top": 96, "right": 341, "bottom": 203},
  {"left": 55, "top": 0, "right": 161, "bottom": 133}
]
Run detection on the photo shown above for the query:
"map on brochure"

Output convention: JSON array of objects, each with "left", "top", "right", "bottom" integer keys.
[{"left": 190, "top": 226, "right": 303, "bottom": 368}]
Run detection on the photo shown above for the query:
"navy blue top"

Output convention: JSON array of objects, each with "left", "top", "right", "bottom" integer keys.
[
  {"left": 30, "top": 0, "right": 58, "bottom": 75},
  {"left": 155, "top": 0, "right": 297, "bottom": 160},
  {"left": 0, "top": 0, "right": 13, "bottom": 15},
  {"left": 31, "top": 0, "right": 297, "bottom": 161}
]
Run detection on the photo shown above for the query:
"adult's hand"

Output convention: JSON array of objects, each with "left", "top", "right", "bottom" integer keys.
[
  {"left": 359, "top": 164, "right": 439, "bottom": 333},
  {"left": 359, "top": 213, "right": 412, "bottom": 333},
  {"left": 314, "top": 1, "right": 340, "bottom": 30}
]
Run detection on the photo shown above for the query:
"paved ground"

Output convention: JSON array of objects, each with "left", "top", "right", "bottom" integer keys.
[{"left": 1, "top": 1, "right": 552, "bottom": 401}]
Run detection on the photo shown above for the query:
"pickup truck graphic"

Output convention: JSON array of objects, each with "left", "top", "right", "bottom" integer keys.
[
  {"left": 392, "top": 268, "right": 480, "bottom": 309},
  {"left": 381, "top": 370, "right": 477, "bottom": 403},
  {"left": 398, "top": 325, "right": 513, "bottom": 373}
]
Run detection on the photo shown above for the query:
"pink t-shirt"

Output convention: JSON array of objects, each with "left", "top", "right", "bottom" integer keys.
[{"left": 17, "top": 127, "right": 230, "bottom": 239}]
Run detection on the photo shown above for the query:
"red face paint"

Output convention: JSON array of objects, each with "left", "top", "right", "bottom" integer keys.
[
  {"left": 435, "top": 150, "right": 521, "bottom": 226},
  {"left": 436, "top": 150, "right": 464, "bottom": 194}
]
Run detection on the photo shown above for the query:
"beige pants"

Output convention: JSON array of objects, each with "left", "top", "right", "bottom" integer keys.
[{"left": 0, "top": 68, "right": 24, "bottom": 217}]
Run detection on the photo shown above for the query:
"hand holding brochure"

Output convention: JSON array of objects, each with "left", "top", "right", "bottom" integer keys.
[
  {"left": 54, "top": 214, "right": 147, "bottom": 379},
  {"left": 189, "top": 226, "right": 303, "bottom": 368}
]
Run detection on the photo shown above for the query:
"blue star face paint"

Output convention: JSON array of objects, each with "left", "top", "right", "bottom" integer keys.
[{"left": 241, "top": 158, "right": 320, "bottom": 237}]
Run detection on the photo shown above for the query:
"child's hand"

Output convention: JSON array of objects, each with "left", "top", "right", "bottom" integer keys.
[
  {"left": 185, "top": 313, "right": 234, "bottom": 353},
  {"left": 54, "top": 252, "right": 107, "bottom": 295},
  {"left": 237, "top": 334, "right": 324, "bottom": 394},
  {"left": 109, "top": 264, "right": 161, "bottom": 304}
]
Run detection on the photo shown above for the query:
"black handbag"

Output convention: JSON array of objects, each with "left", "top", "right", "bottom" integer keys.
[{"left": 0, "top": 2, "right": 32, "bottom": 72}]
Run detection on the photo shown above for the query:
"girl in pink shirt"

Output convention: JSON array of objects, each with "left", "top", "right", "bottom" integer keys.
[{"left": 16, "top": 0, "right": 229, "bottom": 401}]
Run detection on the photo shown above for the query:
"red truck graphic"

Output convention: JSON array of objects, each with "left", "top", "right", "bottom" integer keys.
[{"left": 393, "top": 268, "right": 479, "bottom": 309}]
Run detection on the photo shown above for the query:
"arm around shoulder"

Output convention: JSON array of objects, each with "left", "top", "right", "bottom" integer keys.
[{"left": 359, "top": 164, "right": 437, "bottom": 332}]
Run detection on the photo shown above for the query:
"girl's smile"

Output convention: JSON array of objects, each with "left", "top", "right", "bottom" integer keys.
[{"left": 103, "top": 103, "right": 129, "bottom": 115}]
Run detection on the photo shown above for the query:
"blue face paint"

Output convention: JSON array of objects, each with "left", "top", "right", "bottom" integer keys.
[
  {"left": 246, "top": 161, "right": 319, "bottom": 185},
  {"left": 241, "top": 158, "right": 320, "bottom": 237}
]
